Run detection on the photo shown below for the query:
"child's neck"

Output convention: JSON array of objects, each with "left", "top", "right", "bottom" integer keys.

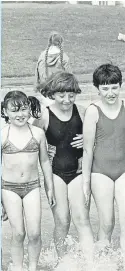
[
  {"left": 10, "top": 122, "right": 28, "bottom": 131},
  {"left": 101, "top": 98, "right": 121, "bottom": 111}
]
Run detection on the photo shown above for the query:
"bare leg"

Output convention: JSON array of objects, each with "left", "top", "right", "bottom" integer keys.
[
  {"left": 115, "top": 173, "right": 125, "bottom": 268},
  {"left": 68, "top": 175, "right": 94, "bottom": 259},
  {"left": 23, "top": 188, "right": 41, "bottom": 271},
  {"left": 2, "top": 190, "right": 25, "bottom": 271},
  {"left": 51, "top": 174, "right": 71, "bottom": 258},
  {"left": 91, "top": 173, "right": 115, "bottom": 243}
]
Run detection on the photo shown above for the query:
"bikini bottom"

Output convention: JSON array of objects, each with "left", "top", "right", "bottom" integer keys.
[
  {"left": 53, "top": 168, "right": 82, "bottom": 185},
  {"left": 2, "top": 179, "right": 41, "bottom": 199}
]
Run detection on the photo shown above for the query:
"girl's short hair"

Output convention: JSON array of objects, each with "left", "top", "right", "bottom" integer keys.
[
  {"left": 41, "top": 71, "right": 81, "bottom": 99},
  {"left": 1, "top": 91, "right": 41, "bottom": 123},
  {"left": 93, "top": 64, "right": 122, "bottom": 89}
]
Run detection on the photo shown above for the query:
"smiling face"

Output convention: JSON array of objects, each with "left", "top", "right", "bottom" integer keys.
[
  {"left": 53, "top": 91, "right": 76, "bottom": 111},
  {"left": 5, "top": 101, "right": 30, "bottom": 126},
  {"left": 99, "top": 83, "right": 120, "bottom": 105}
]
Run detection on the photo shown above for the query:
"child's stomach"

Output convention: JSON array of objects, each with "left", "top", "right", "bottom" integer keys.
[
  {"left": 52, "top": 146, "right": 78, "bottom": 173},
  {"left": 2, "top": 152, "right": 39, "bottom": 183}
]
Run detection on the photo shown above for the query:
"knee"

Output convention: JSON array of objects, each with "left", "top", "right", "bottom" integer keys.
[
  {"left": 12, "top": 229, "right": 26, "bottom": 243},
  {"left": 28, "top": 230, "right": 41, "bottom": 243}
]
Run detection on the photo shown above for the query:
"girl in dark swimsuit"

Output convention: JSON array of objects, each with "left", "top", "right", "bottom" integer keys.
[
  {"left": 1, "top": 91, "right": 55, "bottom": 271},
  {"left": 82, "top": 64, "right": 125, "bottom": 264},
  {"left": 34, "top": 72, "right": 94, "bottom": 260}
]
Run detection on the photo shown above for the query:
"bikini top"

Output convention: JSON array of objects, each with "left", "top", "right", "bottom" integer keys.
[{"left": 2, "top": 124, "right": 39, "bottom": 154}]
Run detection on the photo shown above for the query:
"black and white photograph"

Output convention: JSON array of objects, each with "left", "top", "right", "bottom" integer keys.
[{"left": 1, "top": 0, "right": 125, "bottom": 270}]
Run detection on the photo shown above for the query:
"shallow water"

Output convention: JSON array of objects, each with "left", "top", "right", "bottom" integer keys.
[{"left": 4, "top": 236, "right": 125, "bottom": 271}]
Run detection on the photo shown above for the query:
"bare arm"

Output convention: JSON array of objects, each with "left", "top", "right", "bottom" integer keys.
[
  {"left": 82, "top": 105, "right": 98, "bottom": 204},
  {"left": 39, "top": 129, "right": 55, "bottom": 207}
]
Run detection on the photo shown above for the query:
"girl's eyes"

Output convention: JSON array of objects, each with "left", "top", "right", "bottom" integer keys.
[
  {"left": 102, "top": 88, "right": 108, "bottom": 91},
  {"left": 59, "top": 95, "right": 65, "bottom": 98},
  {"left": 10, "top": 107, "right": 28, "bottom": 112},
  {"left": 112, "top": 87, "right": 118, "bottom": 90},
  {"left": 102, "top": 87, "right": 118, "bottom": 91},
  {"left": 59, "top": 94, "right": 74, "bottom": 98}
]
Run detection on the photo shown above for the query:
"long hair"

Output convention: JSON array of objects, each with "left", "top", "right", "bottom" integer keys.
[{"left": 45, "top": 32, "right": 65, "bottom": 78}]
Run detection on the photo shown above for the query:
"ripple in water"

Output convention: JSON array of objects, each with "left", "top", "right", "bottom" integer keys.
[{"left": 6, "top": 235, "right": 125, "bottom": 271}]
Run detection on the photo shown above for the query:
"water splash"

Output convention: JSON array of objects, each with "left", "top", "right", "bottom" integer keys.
[{"left": 3, "top": 235, "right": 125, "bottom": 271}]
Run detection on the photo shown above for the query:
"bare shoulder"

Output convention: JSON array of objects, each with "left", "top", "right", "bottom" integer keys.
[
  {"left": 84, "top": 104, "right": 99, "bottom": 123},
  {"left": 30, "top": 124, "right": 45, "bottom": 136}
]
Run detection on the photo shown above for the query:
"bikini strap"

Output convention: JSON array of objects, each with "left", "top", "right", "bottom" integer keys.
[
  {"left": 7, "top": 125, "right": 10, "bottom": 139},
  {"left": 27, "top": 123, "right": 34, "bottom": 137},
  {"left": 2, "top": 125, "right": 10, "bottom": 148}
]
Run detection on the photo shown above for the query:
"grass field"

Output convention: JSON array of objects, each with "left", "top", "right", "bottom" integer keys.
[{"left": 2, "top": 2, "right": 125, "bottom": 85}]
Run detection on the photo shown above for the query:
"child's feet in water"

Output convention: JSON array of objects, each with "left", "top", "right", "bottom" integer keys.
[{"left": 94, "top": 240, "right": 111, "bottom": 258}]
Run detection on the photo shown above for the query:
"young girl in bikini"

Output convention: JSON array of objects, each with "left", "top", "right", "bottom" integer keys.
[
  {"left": 1, "top": 91, "right": 55, "bottom": 271},
  {"left": 82, "top": 64, "right": 125, "bottom": 263}
]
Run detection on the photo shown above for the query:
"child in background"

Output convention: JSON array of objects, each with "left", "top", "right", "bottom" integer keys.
[
  {"left": 82, "top": 64, "right": 125, "bottom": 264},
  {"left": 34, "top": 31, "right": 71, "bottom": 95},
  {"left": 1, "top": 91, "right": 55, "bottom": 271}
]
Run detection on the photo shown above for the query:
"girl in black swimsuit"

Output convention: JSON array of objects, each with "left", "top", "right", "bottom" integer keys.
[{"left": 34, "top": 72, "right": 94, "bottom": 259}]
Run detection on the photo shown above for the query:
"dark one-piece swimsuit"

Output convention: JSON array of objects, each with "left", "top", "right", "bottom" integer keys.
[
  {"left": 46, "top": 104, "right": 83, "bottom": 185},
  {"left": 92, "top": 101, "right": 125, "bottom": 181},
  {"left": 2, "top": 124, "right": 40, "bottom": 198}
]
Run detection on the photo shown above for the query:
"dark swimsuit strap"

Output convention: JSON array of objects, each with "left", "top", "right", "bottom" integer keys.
[{"left": 47, "top": 104, "right": 78, "bottom": 119}]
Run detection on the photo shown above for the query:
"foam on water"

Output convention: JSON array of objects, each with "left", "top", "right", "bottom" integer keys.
[{"left": 4, "top": 235, "right": 125, "bottom": 271}]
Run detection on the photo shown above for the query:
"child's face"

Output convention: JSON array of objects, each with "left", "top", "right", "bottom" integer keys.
[
  {"left": 5, "top": 101, "right": 30, "bottom": 126},
  {"left": 53, "top": 91, "right": 76, "bottom": 111},
  {"left": 98, "top": 83, "right": 120, "bottom": 104}
]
